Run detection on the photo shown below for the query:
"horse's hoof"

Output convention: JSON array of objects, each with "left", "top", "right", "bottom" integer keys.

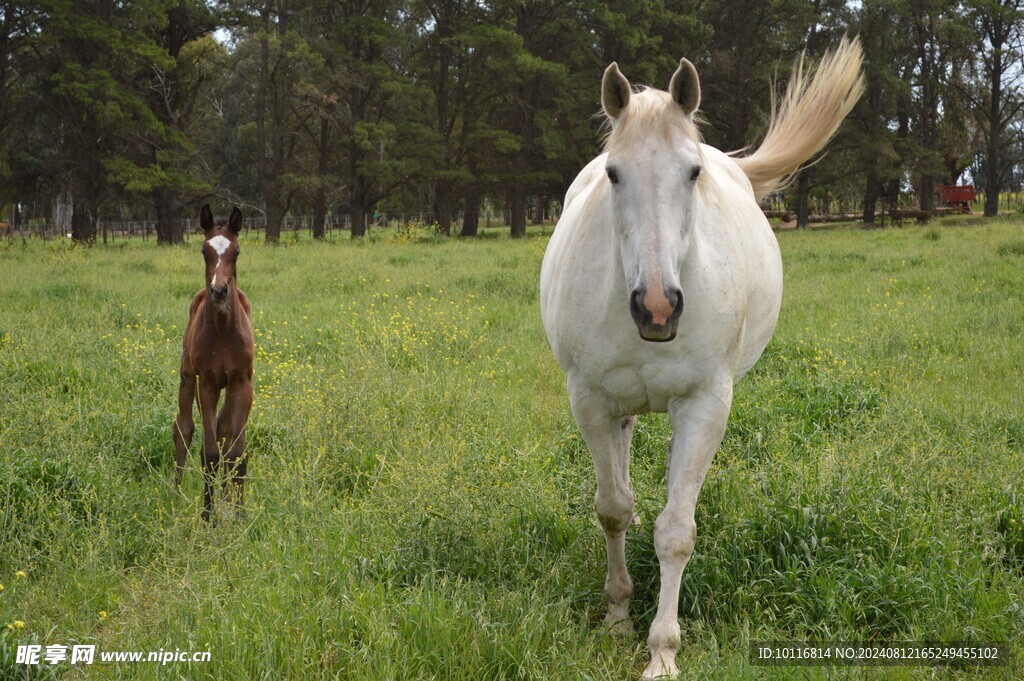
[
  {"left": 602, "top": 614, "right": 634, "bottom": 638},
  {"left": 641, "top": 658, "right": 679, "bottom": 680}
]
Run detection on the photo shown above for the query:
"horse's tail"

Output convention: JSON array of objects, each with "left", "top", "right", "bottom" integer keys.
[{"left": 734, "top": 36, "right": 864, "bottom": 201}]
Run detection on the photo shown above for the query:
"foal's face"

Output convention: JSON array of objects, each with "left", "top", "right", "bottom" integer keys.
[{"left": 199, "top": 205, "right": 243, "bottom": 306}]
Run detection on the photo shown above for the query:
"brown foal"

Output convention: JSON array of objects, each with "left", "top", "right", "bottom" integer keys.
[{"left": 173, "top": 205, "right": 254, "bottom": 521}]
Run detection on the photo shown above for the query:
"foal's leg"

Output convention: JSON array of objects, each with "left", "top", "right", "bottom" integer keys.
[
  {"left": 196, "top": 378, "right": 222, "bottom": 522},
  {"left": 568, "top": 375, "right": 635, "bottom": 633},
  {"left": 642, "top": 384, "right": 732, "bottom": 680},
  {"left": 221, "top": 379, "right": 253, "bottom": 508},
  {"left": 172, "top": 373, "right": 196, "bottom": 488}
]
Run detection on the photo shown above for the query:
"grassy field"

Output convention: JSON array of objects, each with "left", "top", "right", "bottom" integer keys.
[{"left": 0, "top": 217, "right": 1022, "bottom": 679}]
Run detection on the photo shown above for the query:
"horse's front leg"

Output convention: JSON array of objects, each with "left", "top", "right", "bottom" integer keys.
[
  {"left": 220, "top": 378, "right": 253, "bottom": 509},
  {"left": 643, "top": 384, "right": 732, "bottom": 680},
  {"left": 568, "top": 375, "right": 636, "bottom": 634},
  {"left": 172, "top": 372, "right": 196, "bottom": 488},
  {"left": 196, "top": 378, "right": 222, "bottom": 522}
]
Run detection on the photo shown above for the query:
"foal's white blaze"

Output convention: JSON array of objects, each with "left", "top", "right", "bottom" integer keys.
[
  {"left": 207, "top": 235, "right": 231, "bottom": 256},
  {"left": 207, "top": 235, "right": 231, "bottom": 290},
  {"left": 540, "top": 40, "right": 863, "bottom": 680}
]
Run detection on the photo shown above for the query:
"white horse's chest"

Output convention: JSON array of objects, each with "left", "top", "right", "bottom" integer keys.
[
  {"left": 542, "top": 149, "right": 781, "bottom": 416},
  {"left": 570, "top": 307, "right": 745, "bottom": 414},
  {"left": 593, "top": 362, "right": 698, "bottom": 414}
]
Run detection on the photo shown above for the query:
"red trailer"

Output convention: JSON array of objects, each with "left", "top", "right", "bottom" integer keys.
[{"left": 936, "top": 185, "right": 975, "bottom": 212}]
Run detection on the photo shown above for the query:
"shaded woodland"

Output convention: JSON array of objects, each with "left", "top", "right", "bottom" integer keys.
[{"left": 2, "top": 0, "right": 1024, "bottom": 242}]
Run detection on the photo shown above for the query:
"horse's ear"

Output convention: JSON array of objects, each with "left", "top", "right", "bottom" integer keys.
[
  {"left": 669, "top": 58, "right": 700, "bottom": 117},
  {"left": 200, "top": 204, "right": 213, "bottom": 232},
  {"left": 602, "top": 62, "right": 631, "bottom": 120},
  {"left": 228, "top": 207, "right": 242, "bottom": 234}
]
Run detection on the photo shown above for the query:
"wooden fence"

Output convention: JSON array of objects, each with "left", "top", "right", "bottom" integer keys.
[{"left": 5, "top": 191, "right": 1024, "bottom": 240}]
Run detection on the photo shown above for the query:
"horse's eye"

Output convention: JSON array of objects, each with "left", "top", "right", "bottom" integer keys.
[
  {"left": 690, "top": 166, "right": 702, "bottom": 182},
  {"left": 606, "top": 167, "right": 619, "bottom": 185}
]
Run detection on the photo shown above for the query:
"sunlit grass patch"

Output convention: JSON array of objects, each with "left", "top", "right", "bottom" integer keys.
[{"left": 0, "top": 219, "right": 1022, "bottom": 678}]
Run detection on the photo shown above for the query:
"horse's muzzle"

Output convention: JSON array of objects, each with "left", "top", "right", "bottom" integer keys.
[
  {"left": 629, "top": 286, "right": 683, "bottom": 342},
  {"left": 210, "top": 285, "right": 229, "bottom": 303}
]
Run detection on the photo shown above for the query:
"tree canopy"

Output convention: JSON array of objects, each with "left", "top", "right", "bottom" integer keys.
[{"left": 2, "top": 0, "right": 1023, "bottom": 242}]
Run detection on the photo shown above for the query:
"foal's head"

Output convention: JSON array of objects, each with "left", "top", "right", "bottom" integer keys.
[
  {"left": 601, "top": 59, "right": 703, "bottom": 342},
  {"left": 199, "top": 204, "right": 243, "bottom": 307}
]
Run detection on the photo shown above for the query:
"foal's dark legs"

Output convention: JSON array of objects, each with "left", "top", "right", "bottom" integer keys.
[
  {"left": 172, "top": 374, "right": 196, "bottom": 488},
  {"left": 219, "top": 380, "right": 253, "bottom": 509},
  {"left": 197, "top": 379, "right": 222, "bottom": 522}
]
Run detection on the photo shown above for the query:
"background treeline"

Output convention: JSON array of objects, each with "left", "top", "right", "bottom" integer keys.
[{"left": 2, "top": 0, "right": 1024, "bottom": 243}]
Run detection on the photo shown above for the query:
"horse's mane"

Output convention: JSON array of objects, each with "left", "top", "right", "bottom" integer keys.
[{"left": 602, "top": 88, "right": 704, "bottom": 154}]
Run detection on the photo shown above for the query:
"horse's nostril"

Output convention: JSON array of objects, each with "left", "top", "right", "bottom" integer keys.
[
  {"left": 668, "top": 287, "right": 683, "bottom": 310},
  {"left": 629, "top": 287, "right": 647, "bottom": 325},
  {"left": 630, "top": 288, "right": 646, "bottom": 312}
]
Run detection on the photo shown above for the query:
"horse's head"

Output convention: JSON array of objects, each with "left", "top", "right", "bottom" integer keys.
[
  {"left": 601, "top": 59, "right": 703, "bottom": 342},
  {"left": 199, "top": 204, "right": 243, "bottom": 307}
]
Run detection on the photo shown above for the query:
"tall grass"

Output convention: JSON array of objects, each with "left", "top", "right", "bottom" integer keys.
[{"left": 0, "top": 219, "right": 1021, "bottom": 679}]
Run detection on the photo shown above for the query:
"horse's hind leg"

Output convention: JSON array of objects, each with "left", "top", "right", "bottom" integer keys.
[
  {"left": 221, "top": 379, "right": 253, "bottom": 509},
  {"left": 568, "top": 374, "right": 635, "bottom": 635},
  {"left": 172, "top": 373, "right": 196, "bottom": 488}
]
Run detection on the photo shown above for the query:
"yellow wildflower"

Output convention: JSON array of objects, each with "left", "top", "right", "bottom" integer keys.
[{"left": 15, "top": 571, "right": 26, "bottom": 579}]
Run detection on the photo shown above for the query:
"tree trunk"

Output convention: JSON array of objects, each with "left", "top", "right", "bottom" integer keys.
[
  {"left": 434, "top": 183, "right": 452, "bottom": 236},
  {"left": 461, "top": 184, "right": 480, "bottom": 237},
  {"left": 984, "top": 27, "right": 1004, "bottom": 218},
  {"left": 862, "top": 169, "right": 880, "bottom": 224},
  {"left": 533, "top": 195, "right": 546, "bottom": 226},
  {"left": 71, "top": 200, "right": 96, "bottom": 244},
  {"left": 265, "top": 195, "right": 284, "bottom": 243},
  {"left": 433, "top": 2, "right": 454, "bottom": 237},
  {"left": 256, "top": 0, "right": 289, "bottom": 244},
  {"left": 351, "top": 192, "right": 367, "bottom": 238},
  {"left": 985, "top": 139, "right": 1002, "bottom": 218},
  {"left": 154, "top": 187, "right": 183, "bottom": 244},
  {"left": 313, "top": 189, "right": 327, "bottom": 240},
  {"left": 510, "top": 185, "right": 526, "bottom": 238},
  {"left": 795, "top": 174, "right": 810, "bottom": 228},
  {"left": 919, "top": 175, "right": 935, "bottom": 212},
  {"left": 313, "top": 116, "right": 330, "bottom": 239}
]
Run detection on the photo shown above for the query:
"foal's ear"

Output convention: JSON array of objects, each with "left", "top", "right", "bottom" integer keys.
[
  {"left": 200, "top": 204, "right": 214, "bottom": 232},
  {"left": 228, "top": 207, "right": 243, "bottom": 234},
  {"left": 669, "top": 58, "right": 700, "bottom": 117},
  {"left": 602, "top": 62, "right": 631, "bottom": 120}
]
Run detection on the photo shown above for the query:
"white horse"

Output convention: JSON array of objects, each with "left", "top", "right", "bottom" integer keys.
[{"left": 540, "top": 39, "right": 863, "bottom": 679}]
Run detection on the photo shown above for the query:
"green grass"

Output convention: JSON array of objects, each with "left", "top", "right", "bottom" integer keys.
[{"left": 0, "top": 218, "right": 1022, "bottom": 679}]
